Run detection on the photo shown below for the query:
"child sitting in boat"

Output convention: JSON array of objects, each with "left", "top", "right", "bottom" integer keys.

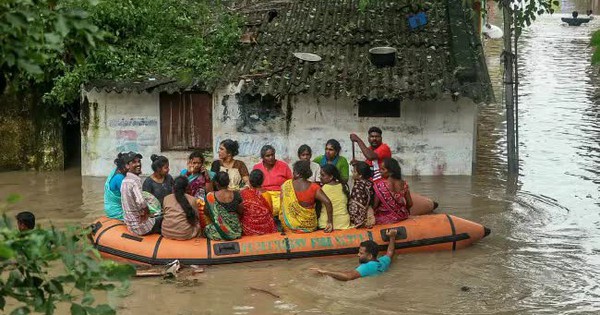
[{"left": 318, "top": 164, "right": 352, "bottom": 230}]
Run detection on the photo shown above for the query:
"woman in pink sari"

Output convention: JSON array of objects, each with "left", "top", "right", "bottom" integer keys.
[{"left": 373, "top": 158, "right": 413, "bottom": 225}]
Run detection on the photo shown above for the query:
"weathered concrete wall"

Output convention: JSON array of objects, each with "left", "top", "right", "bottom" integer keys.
[
  {"left": 0, "top": 116, "right": 34, "bottom": 169},
  {"left": 82, "top": 91, "right": 191, "bottom": 177},
  {"left": 82, "top": 85, "right": 477, "bottom": 177},
  {"left": 213, "top": 84, "right": 477, "bottom": 176},
  {"left": 0, "top": 90, "right": 64, "bottom": 171}
]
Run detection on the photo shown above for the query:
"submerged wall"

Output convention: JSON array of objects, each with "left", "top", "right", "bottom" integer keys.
[
  {"left": 213, "top": 84, "right": 478, "bottom": 176},
  {"left": 0, "top": 90, "right": 64, "bottom": 171},
  {"left": 82, "top": 85, "right": 477, "bottom": 177},
  {"left": 82, "top": 91, "right": 193, "bottom": 177}
]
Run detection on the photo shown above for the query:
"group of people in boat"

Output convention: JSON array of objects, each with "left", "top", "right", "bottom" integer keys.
[{"left": 104, "top": 127, "right": 434, "bottom": 241}]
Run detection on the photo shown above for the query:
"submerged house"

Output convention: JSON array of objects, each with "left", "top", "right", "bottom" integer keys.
[{"left": 81, "top": 0, "right": 492, "bottom": 177}]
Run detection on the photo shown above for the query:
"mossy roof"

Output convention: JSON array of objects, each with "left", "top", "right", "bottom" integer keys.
[
  {"left": 86, "top": 0, "right": 493, "bottom": 102},
  {"left": 219, "top": 0, "right": 492, "bottom": 102}
]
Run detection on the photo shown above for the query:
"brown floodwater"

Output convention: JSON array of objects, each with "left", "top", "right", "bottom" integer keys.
[{"left": 1, "top": 2, "right": 600, "bottom": 314}]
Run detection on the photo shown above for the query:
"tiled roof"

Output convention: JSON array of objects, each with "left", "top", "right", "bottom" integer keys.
[
  {"left": 84, "top": 0, "right": 492, "bottom": 102},
  {"left": 221, "top": 0, "right": 492, "bottom": 101},
  {"left": 84, "top": 76, "right": 203, "bottom": 94}
]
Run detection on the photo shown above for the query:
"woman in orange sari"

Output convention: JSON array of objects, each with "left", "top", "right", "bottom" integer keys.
[{"left": 240, "top": 170, "right": 277, "bottom": 236}]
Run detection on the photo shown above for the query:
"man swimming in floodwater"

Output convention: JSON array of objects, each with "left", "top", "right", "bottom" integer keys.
[{"left": 310, "top": 229, "right": 398, "bottom": 281}]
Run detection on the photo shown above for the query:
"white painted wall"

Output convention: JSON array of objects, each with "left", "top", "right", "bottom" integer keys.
[
  {"left": 213, "top": 84, "right": 478, "bottom": 176},
  {"left": 82, "top": 85, "right": 477, "bottom": 177},
  {"left": 82, "top": 91, "right": 190, "bottom": 177}
]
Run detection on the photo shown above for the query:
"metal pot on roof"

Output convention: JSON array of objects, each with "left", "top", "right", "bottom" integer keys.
[{"left": 369, "top": 47, "right": 397, "bottom": 67}]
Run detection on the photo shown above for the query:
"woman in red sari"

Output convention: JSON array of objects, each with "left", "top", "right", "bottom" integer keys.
[
  {"left": 373, "top": 158, "right": 413, "bottom": 225},
  {"left": 240, "top": 169, "right": 277, "bottom": 236}
]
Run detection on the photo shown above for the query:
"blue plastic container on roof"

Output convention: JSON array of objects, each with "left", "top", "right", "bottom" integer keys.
[{"left": 408, "top": 12, "right": 428, "bottom": 30}]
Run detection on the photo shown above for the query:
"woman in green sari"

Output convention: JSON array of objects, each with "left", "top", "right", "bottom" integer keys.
[{"left": 204, "top": 172, "right": 244, "bottom": 241}]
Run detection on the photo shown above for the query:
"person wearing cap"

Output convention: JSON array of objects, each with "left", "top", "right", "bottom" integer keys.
[
  {"left": 120, "top": 152, "right": 162, "bottom": 235},
  {"left": 350, "top": 127, "right": 392, "bottom": 180}
]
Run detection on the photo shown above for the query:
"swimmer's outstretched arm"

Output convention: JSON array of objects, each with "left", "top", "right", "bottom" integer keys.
[
  {"left": 309, "top": 268, "right": 360, "bottom": 281},
  {"left": 385, "top": 229, "right": 398, "bottom": 261}
]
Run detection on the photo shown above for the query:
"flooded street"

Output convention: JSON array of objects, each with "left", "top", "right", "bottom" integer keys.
[{"left": 2, "top": 2, "right": 600, "bottom": 314}]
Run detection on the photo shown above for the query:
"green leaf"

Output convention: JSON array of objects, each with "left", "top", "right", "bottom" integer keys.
[
  {"left": 0, "top": 243, "right": 14, "bottom": 259},
  {"left": 0, "top": 295, "right": 5, "bottom": 310},
  {"left": 70, "top": 303, "right": 86, "bottom": 315},
  {"left": 102, "top": 262, "right": 135, "bottom": 281},
  {"left": 48, "top": 279, "right": 64, "bottom": 294},
  {"left": 31, "top": 276, "right": 44, "bottom": 287},
  {"left": 45, "top": 33, "right": 63, "bottom": 46},
  {"left": 88, "top": 304, "right": 115, "bottom": 315},
  {"left": 55, "top": 16, "right": 69, "bottom": 36},
  {"left": 82, "top": 292, "right": 95, "bottom": 306},
  {"left": 10, "top": 306, "right": 30, "bottom": 315},
  {"left": 55, "top": 275, "right": 76, "bottom": 283},
  {"left": 16, "top": 60, "right": 43, "bottom": 75},
  {"left": 553, "top": 0, "right": 559, "bottom": 5},
  {"left": 6, "top": 12, "right": 28, "bottom": 28},
  {"left": 92, "top": 283, "right": 115, "bottom": 291}
]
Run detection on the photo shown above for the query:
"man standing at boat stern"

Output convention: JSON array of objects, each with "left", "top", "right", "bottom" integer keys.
[
  {"left": 350, "top": 126, "right": 392, "bottom": 180},
  {"left": 310, "top": 229, "right": 398, "bottom": 281},
  {"left": 121, "top": 151, "right": 162, "bottom": 236}
]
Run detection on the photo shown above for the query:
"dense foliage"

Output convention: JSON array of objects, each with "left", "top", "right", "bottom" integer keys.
[
  {"left": 0, "top": 0, "right": 104, "bottom": 92},
  {"left": 0, "top": 196, "right": 135, "bottom": 315},
  {"left": 47, "top": 0, "right": 241, "bottom": 105},
  {"left": 1, "top": 0, "right": 241, "bottom": 106},
  {"left": 0, "top": 0, "right": 103, "bottom": 75}
]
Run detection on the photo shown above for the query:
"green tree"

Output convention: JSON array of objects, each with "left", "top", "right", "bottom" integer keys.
[
  {"left": 0, "top": 196, "right": 135, "bottom": 315},
  {"left": 2, "top": 0, "right": 241, "bottom": 106},
  {"left": 45, "top": 0, "right": 241, "bottom": 106},
  {"left": 0, "top": 0, "right": 105, "bottom": 91}
]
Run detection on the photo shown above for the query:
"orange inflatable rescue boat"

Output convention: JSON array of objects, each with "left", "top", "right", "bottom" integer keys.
[{"left": 91, "top": 213, "right": 490, "bottom": 266}]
